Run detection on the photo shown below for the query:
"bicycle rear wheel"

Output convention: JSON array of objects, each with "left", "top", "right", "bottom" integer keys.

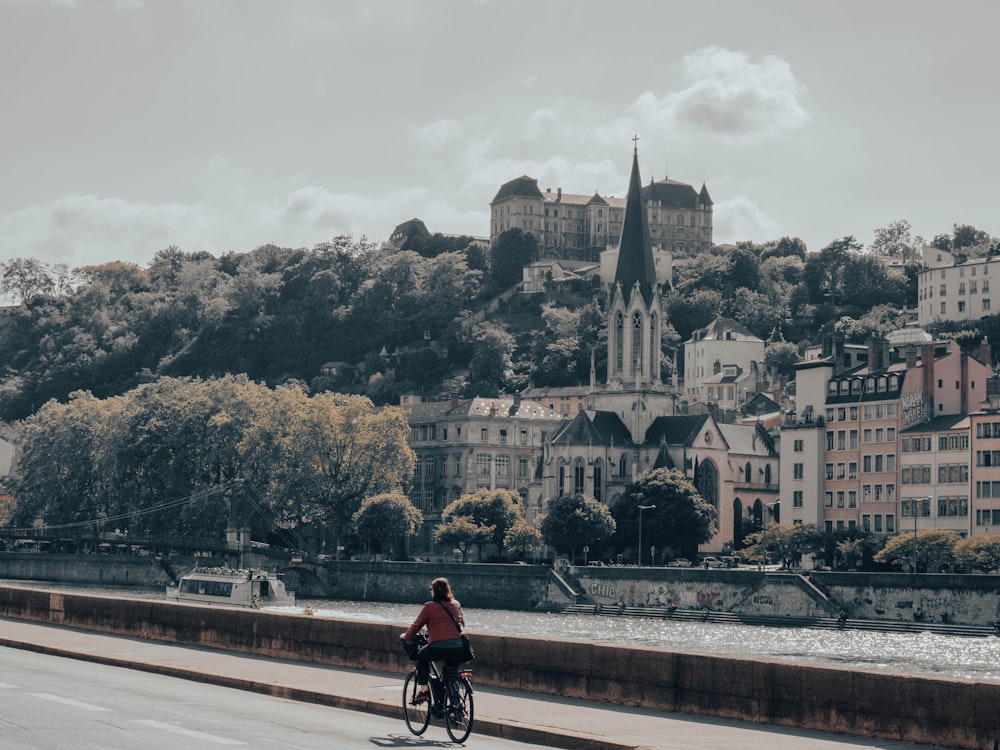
[
  {"left": 444, "top": 676, "right": 474, "bottom": 743},
  {"left": 402, "top": 671, "right": 431, "bottom": 735}
]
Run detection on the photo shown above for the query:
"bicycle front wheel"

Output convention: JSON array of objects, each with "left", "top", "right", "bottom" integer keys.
[
  {"left": 444, "top": 677, "right": 474, "bottom": 743},
  {"left": 402, "top": 671, "right": 431, "bottom": 735}
]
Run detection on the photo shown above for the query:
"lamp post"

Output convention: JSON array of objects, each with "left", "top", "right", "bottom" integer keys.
[{"left": 638, "top": 504, "right": 655, "bottom": 566}]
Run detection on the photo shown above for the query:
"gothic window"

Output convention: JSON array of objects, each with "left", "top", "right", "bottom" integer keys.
[
  {"left": 615, "top": 312, "right": 624, "bottom": 373},
  {"left": 632, "top": 311, "right": 643, "bottom": 373},
  {"left": 619, "top": 453, "right": 628, "bottom": 477},
  {"left": 695, "top": 459, "right": 719, "bottom": 510},
  {"left": 649, "top": 314, "right": 657, "bottom": 379},
  {"left": 593, "top": 462, "right": 603, "bottom": 503},
  {"left": 744, "top": 463, "right": 752, "bottom": 483},
  {"left": 573, "top": 458, "right": 585, "bottom": 494}
]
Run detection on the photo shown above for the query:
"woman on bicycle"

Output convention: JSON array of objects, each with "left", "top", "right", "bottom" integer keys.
[{"left": 400, "top": 577, "right": 465, "bottom": 703}]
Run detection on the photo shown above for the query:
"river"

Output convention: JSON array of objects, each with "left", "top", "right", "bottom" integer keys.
[{"left": 6, "top": 580, "right": 999, "bottom": 683}]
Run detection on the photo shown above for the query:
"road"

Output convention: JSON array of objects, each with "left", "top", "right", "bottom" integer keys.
[{"left": 0, "top": 646, "right": 538, "bottom": 750}]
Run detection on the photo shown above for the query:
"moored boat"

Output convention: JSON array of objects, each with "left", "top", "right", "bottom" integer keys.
[{"left": 166, "top": 566, "right": 295, "bottom": 608}]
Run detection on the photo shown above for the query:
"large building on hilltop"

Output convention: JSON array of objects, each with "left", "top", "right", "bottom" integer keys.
[{"left": 490, "top": 167, "right": 713, "bottom": 263}]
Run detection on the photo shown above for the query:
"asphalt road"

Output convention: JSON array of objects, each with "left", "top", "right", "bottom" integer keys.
[{"left": 0, "top": 646, "right": 539, "bottom": 750}]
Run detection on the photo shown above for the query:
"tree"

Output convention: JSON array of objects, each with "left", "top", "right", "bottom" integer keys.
[
  {"left": 869, "top": 219, "right": 923, "bottom": 261},
  {"left": 764, "top": 341, "right": 800, "bottom": 381},
  {"left": 873, "top": 529, "right": 961, "bottom": 572},
  {"left": 504, "top": 520, "right": 543, "bottom": 560},
  {"left": 612, "top": 469, "right": 717, "bottom": 561},
  {"left": 434, "top": 515, "right": 492, "bottom": 563},
  {"left": 460, "top": 320, "right": 515, "bottom": 396},
  {"left": 742, "top": 523, "right": 819, "bottom": 569},
  {"left": 438, "top": 488, "right": 524, "bottom": 560},
  {"left": 0, "top": 258, "right": 58, "bottom": 303},
  {"left": 836, "top": 533, "right": 886, "bottom": 571},
  {"left": 539, "top": 493, "right": 616, "bottom": 562},
  {"left": 954, "top": 536, "right": 1000, "bottom": 573},
  {"left": 489, "top": 228, "right": 537, "bottom": 290},
  {"left": 352, "top": 492, "right": 423, "bottom": 558}
]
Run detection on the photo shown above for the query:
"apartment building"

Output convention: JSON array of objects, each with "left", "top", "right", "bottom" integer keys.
[
  {"left": 917, "top": 246, "right": 998, "bottom": 326},
  {"left": 401, "top": 396, "right": 565, "bottom": 554},
  {"left": 783, "top": 336, "right": 990, "bottom": 543},
  {"left": 684, "top": 317, "right": 766, "bottom": 403},
  {"left": 970, "top": 406, "right": 1000, "bottom": 536}
]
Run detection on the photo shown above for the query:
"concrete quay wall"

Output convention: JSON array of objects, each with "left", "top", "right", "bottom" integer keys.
[{"left": 0, "top": 584, "right": 996, "bottom": 750}]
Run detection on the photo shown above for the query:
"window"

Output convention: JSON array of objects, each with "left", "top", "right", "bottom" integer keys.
[
  {"left": 793, "top": 490, "right": 803, "bottom": 508},
  {"left": 837, "top": 430, "right": 846, "bottom": 450},
  {"left": 477, "top": 454, "right": 491, "bottom": 476},
  {"left": 518, "top": 458, "right": 529, "bottom": 479},
  {"left": 499, "top": 429, "right": 508, "bottom": 444},
  {"left": 793, "top": 439, "right": 804, "bottom": 452},
  {"left": 825, "top": 463, "right": 834, "bottom": 480},
  {"left": 481, "top": 428, "right": 488, "bottom": 442},
  {"left": 573, "top": 461, "right": 585, "bottom": 493},
  {"left": 495, "top": 455, "right": 509, "bottom": 477},
  {"left": 793, "top": 463, "right": 804, "bottom": 479},
  {"left": 850, "top": 430, "right": 858, "bottom": 449},
  {"left": 826, "top": 431, "right": 834, "bottom": 450},
  {"left": 520, "top": 430, "right": 528, "bottom": 445}
]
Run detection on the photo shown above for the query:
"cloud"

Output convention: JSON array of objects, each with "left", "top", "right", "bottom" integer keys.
[
  {"left": 0, "top": 194, "right": 210, "bottom": 267},
  {"left": 713, "top": 195, "right": 782, "bottom": 244},
  {"left": 599, "top": 46, "right": 809, "bottom": 145},
  {"left": 268, "top": 184, "right": 432, "bottom": 240},
  {"left": 410, "top": 118, "right": 463, "bottom": 150}
]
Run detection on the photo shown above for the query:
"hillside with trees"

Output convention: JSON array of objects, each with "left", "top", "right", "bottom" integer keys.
[{"left": 0, "top": 222, "right": 997, "bottom": 425}]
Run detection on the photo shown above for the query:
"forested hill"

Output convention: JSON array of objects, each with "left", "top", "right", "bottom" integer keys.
[{"left": 0, "top": 223, "right": 995, "bottom": 423}]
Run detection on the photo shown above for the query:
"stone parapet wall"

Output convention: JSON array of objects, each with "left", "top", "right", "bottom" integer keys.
[{"left": 0, "top": 585, "right": 997, "bottom": 749}]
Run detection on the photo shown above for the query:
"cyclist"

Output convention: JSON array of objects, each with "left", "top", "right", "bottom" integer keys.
[{"left": 400, "top": 577, "right": 465, "bottom": 704}]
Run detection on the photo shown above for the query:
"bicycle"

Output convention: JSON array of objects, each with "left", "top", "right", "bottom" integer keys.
[{"left": 401, "top": 633, "right": 475, "bottom": 743}]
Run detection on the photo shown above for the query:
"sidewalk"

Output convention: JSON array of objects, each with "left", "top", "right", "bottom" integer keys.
[{"left": 0, "top": 617, "right": 943, "bottom": 750}]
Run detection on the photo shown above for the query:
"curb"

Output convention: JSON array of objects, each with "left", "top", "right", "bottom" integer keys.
[{"left": 0, "top": 636, "right": 642, "bottom": 750}]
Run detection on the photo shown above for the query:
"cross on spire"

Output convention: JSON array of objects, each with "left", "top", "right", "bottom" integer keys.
[{"left": 632, "top": 133, "right": 639, "bottom": 155}]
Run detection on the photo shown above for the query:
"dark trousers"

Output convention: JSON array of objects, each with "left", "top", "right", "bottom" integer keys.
[{"left": 416, "top": 642, "right": 464, "bottom": 685}]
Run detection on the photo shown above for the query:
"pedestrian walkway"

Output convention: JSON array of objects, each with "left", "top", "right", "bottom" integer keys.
[{"left": 0, "top": 617, "right": 944, "bottom": 750}]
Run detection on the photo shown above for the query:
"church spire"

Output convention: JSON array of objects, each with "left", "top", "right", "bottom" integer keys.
[{"left": 613, "top": 137, "right": 656, "bottom": 306}]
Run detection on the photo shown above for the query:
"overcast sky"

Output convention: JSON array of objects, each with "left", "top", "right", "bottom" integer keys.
[{"left": 2, "top": 0, "right": 997, "bottom": 269}]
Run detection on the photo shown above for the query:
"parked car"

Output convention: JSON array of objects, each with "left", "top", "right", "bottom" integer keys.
[
  {"left": 700, "top": 556, "right": 725, "bottom": 568},
  {"left": 667, "top": 557, "right": 692, "bottom": 567}
]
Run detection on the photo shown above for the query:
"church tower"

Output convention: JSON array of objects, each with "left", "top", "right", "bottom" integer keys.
[{"left": 607, "top": 142, "right": 663, "bottom": 390}]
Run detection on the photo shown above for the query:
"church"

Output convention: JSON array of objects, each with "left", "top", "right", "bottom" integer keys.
[{"left": 527, "top": 146, "right": 778, "bottom": 559}]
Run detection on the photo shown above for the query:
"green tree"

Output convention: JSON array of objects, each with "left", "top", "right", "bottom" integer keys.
[
  {"left": 490, "top": 228, "right": 537, "bottom": 290},
  {"left": 836, "top": 533, "right": 886, "bottom": 571},
  {"left": 539, "top": 493, "right": 616, "bottom": 562},
  {"left": 439, "top": 488, "right": 524, "bottom": 560},
  {"left": 764, "top": 341, "right": 800, "bottom": 381},
  {"left": 504, "top": 519, "right": 543, "bottom": 560},
  {"left": 434, "top": 515, "right": 493, "bottom": 563},
  {"left": 461, "top": 320, "right": 515, "bottom": 396},
  {"left": 612, "top": 469, "right": 717, "bottom": 561},
  {"left": 869, "top": 219, "right": 923, "bottom": 261},
  {"left": 874, "top": 529, "right": 961, "bottom": 572},
  {"left": 954, "top": 536, "right": 1000, "bottom": 573},
  {"left": 742, "top": 523, "right": 819, "bottom": 569},
  {"left": 352, "top": 492, "right": 423, "bottom": 558}
]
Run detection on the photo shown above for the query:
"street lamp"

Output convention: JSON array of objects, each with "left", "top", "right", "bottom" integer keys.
[{"left": 638, "top": 505, "right": 655, "bottom": 566}]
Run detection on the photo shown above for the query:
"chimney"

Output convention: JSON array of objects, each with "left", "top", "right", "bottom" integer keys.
[
  {"left": 557, "top": 187, "right": 562, "bottom": 200},
  {"left": 922, "top": 343, "right": 936, "bottom": 405},
  {"left": 906, "top": 345, "right": 917, "bottom": 370},
  {"left": 867, "top": 337, "right": 877, "bottom": 371},
  {"left": 982, "top": 336, "right": 993, "bottom": 371}
]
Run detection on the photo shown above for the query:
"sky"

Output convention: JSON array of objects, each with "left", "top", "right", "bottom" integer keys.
[{"left": 1, "top": 0, "right": 998, "bottom": 270}]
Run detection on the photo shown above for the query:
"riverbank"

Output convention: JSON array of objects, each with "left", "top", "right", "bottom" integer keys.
[{"left": 4, "top": 552, "right": 1000, "bottom": 628}]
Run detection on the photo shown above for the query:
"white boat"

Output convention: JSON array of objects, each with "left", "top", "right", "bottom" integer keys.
[{"left": 166, "top": 567, "right": 295, "bottom": 608}]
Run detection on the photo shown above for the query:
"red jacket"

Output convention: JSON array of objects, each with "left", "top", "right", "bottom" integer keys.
[{"left": 403, "top": 598, "right": 464, "bottom": 643}]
